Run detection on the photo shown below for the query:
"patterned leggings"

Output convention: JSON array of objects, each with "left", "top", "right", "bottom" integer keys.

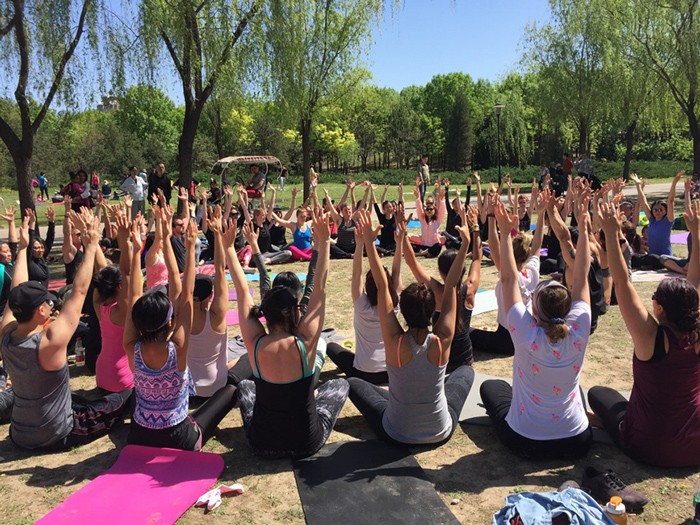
[{"left": 238, "top": 378, "right": 349, "bottom": 459}]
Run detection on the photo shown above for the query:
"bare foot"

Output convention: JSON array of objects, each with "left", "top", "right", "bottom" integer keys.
[{"left": 587, "top": 410, "right": 604, "bottom": 428}]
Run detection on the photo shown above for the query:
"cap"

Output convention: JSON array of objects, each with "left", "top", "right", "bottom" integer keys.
[
  {"left": 193, "top": 274, "right": 214, "bottom": 301},
  {"left": 9, "top": 281, "right": 53, "bottom": 319},
  {"left": 273, "top": 204, "right": 282, "bottom": 211}
]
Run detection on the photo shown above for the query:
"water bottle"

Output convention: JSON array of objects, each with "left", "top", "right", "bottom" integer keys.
[
  {"left": 692, "top": 479, "right": 700, "bottom": 525},
  {"left": 74, "top": 338, "right": 85, "bottom": 368},
  {"left": 605, "top": 496, "right": 627, "bottom": 525}
]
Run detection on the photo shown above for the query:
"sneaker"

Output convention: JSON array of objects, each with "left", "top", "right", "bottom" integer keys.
[{"left": 581, "top": 467, "right": 649, "bottom": 512}]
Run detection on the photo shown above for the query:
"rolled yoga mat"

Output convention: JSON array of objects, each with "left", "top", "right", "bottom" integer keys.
[
  {"left": 37, "top": 445, "right": 224, "bottom": 525},
  {"left": 293, "top": 440, "right": 459, "bottom": 525}
]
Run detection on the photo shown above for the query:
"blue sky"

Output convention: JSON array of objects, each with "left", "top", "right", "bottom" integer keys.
[{"left": 366, "top": 0, "right": 552, "bottom": 90}]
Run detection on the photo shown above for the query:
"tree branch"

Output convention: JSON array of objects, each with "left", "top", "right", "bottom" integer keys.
[
  {"left": 0, "top": 12, "right": 15, "bottom": 39},
  {"left": 32, "top": 0, "right": 91, "bottom": 133}
]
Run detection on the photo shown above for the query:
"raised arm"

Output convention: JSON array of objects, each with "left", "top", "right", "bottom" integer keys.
[
  {"left": 666, "top": 170, "right": 684, "bottom": 223},
  {"left": 222, "top": 183, "right": 234, "bottom": 222},
  {"left": 123, "top": 219, "right": 144, "bottom": 367},
  {"left": 171, "top": 222, "right": 197, "bottom": 368},
  {"left": 351, "top": 225, "right": 364, "bottom": 303},
  {"left": 433, "top": 220, "right": 470, "bottom": 354},
  {"left": 271, "top": 211, "right": 295, "bottom": 230},
  {"left": 630, "top": 173, "right": 651, "bottom": 219},
  {"left": 338, "top": 179, "right": 352, "bottom": 208},
  {"left": 686, "top": 199, "right": 700, "bottom": 290},
  {"left": 571, "top": 198, "right": 591, "bottom": 304},
  {"left": 62, "top": 200, "right": 78, "bottom": 264},
  {"left": 391, "top": 221, "right": 404, "bottom": 294},
  {"left": 208, "top": 206, "right": 229, "bottom": 331},
  {"left": 358, "top": 209, "right": 404, "bottom": 356},
  {"left": 161, "top": 204, "right": 182, "bottom": 303},
  {"left": 297, "top": 211, "right": 331, "bottom": 359},
  {"left": 284, "top": 187, "right": 298, "bottom": 221},
  {"left": 324, "top": 188, "right": 342, "bottom": 224},
  {"left": 42, "top": 211, "right": 99, "bottom": 370},
  {"left": 600, "top": 201, "right": 657, "bottom": 360},
  {"left": 465, "top": 206, "right": 482, "bottom": 301},
  {"left": 0, "top": 215, "right": 30, "bottom": 333},
  {"left": 495, "top": 202, "right": 523, "bottom": 314}
]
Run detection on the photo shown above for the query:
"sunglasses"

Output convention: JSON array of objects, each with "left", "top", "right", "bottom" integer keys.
[
  {"left": 651, "top": 293, "right": 657, "bottom": 302},
  {"left": 45, "top": 299, "right": 54, "bottom": 309},
  {"left": 425, "top": 206, "right": 435, "bottom": 210}
]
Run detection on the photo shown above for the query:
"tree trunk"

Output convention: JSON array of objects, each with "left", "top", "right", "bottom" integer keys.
[
  {"left": 16, "top": 152, "right": 35, "bottom": 213},
  {"left": 577, "top": 118, "right": 588, "bottom": 154},
  {"left": 622, "top": 120, "right": 637, "bottom": 181},
  {"left": 301, "top": 118, "right": 312, "bottom": 201},
  {"left": 689, "top": 111, "right": 700, "bottom": 178},
  {"left": 176, "top": 103, "right": 203, "bottom": 212},
  {"left": 210, "top": 105, "right": 225, "bottom": 159}
]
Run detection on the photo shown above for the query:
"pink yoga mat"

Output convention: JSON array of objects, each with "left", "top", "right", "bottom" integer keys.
[
  {"left": 226, "top": 309, "right": 264, "bottom": 326},
  {"left": 37, "top": 445, "right": 224, "bottom": 525},
  {"left": 47, "top": 278, "right": 67, "bottom": 292},
  {"left": 671, "top": 232, "right": 689, "bottom": 245}
]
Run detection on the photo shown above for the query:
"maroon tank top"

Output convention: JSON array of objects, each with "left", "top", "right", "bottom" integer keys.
[{"left": 621, "top": 326, "right": 700, "bottom": 467}]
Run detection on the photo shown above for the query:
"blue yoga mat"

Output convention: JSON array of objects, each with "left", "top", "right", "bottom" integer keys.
[{"left": 227, "top": 272, "right": 307, "bottom": 283}]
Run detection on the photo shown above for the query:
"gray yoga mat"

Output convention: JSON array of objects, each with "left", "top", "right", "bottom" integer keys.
[
  {"left": 293, "top": 440, "right": 459, "bottom": 525},
  {"left": 459, "top": 373, "right": 630, "bottom": 445}
]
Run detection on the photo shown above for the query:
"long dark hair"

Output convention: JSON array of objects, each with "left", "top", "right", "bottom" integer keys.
[
  {"left": 253, "top": 286, "right": 299, "bottom": 334},
  {"left": 132, "top": 291, "right": 172, "bottom": 342},
  {"left": 93, "top": 265, "right": 122, "bottom": 301},
  {"left": 653, "top": 278, "right": 700, "bottom": 345},
  {"left": 399, "top": 283, "right": 435, "bottom": 329}
]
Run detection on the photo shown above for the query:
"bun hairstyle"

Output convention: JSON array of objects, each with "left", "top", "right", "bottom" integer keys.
[
  {"left": 653, "top": 278, "right": 700, "bottom": 344},
  {"left": 272, "top": 272, "right": 303, "bottom": 301},
  {"left": 255, "top": 286, "right": 299, "bottom": 333},
  {"left": 533, "top": 280, "right": 572, "bottom": 343},
  {"left": 399, "top": 282, "right": 436, "bottom": 329},
  {"left": 365, "top": 267, "right": 398, "bottom": 308},
  {"left": 93, "top": 265, "right": 122, "bottom": 300},
  {"left": 131, "top": 290, "right": 173, "bottom": 342},
  {"left": 512, "top": 232, "right": 533, "bottom": 268}
]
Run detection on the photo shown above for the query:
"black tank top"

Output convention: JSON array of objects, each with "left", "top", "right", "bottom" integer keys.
[
  {"left": 248, "top": 336, "right": 322, "bottom": 453},
  {"left": 65, "top": 249, "right": 84, "bottom": 285},
  {"left": 336, "top": 219, "right": 356, "bottom": 252},
  {"left": 431, "top": 284, "right": 474, "bottom": 371}
]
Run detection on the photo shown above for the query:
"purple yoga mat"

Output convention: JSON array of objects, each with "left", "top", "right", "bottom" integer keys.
[
  {"left": 228, "top": 288, "right": 254, "bottom": 301},
  {"left": 671, "top": 232, "right": 689, "bottom": 245},
  {"left": 37, "top": 445, "right": 224, "bottom": 525}
]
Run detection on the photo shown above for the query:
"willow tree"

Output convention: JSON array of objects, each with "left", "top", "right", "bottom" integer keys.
[
  {"left": 264, "top": 0, "right": 384, "bottom": 199},
  {"left": 0, "top": 0, "right": 105, "bottom": 210},
  {"left": 523, "top": 0, "right": 609, "bottom": 154},
  {"left": 603, "top": 0, "right": 700, "bottom": 176},
  {"left": 136, "top": 0, "right": 261, "bottom": 186}
]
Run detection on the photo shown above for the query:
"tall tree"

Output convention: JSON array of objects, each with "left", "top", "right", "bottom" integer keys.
[
  {"left": 603, "top": 0, "right": 700, "bottom": 176},
  {"left": 444, "top": 90, "right": 473, "bottom": 171},
  {"left": 137, "top": 0, "right": 261, "bottom": 186},
  {"left": 0, "top": 0, "right": 102, "bottom": 210},
  {"left": 524, "top": 0, "right": 608, "bottom": 154},
  {"left": 265, "top": 0, "right": 384, "bottom": 199}
]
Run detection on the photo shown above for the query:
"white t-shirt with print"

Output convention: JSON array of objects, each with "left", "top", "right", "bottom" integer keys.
[
  {"left": 505, "top": 300, "right": 591, "bottom": 440},
  {"left": 495, "top": 255, "right": 540, "bottom": 328}
]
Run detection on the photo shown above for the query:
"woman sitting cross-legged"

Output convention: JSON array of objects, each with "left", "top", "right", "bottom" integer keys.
[
  {"left": 348, "top": 209, "right": 474, "bottom": 447},
  {"left": 403, "top": 205, "right": 482, "bottom": 371},
  {"left": 588, "top": 199, "right": 700, "bottom": 467},
  {"left": 480, "top": 197, "right": 594, "bottom": 460},
  {"left": 231, "top": 214, "right": 349, "bottom": 459},
  {"left": 124, "top": 206, "right": 236, "bottom": 451},
  {"left": 326, "top": 215, "right": 405, "bottom": 385}
]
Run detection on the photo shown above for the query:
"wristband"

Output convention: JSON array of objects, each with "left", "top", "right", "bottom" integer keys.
[
  {"left": 487, "top": 213, "right": 495, "bottom": 218},
  {"left": 470, "top": 225, "right": 479, "bottom": 232}
]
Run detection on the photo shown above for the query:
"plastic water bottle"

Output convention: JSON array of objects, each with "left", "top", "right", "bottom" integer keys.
[
  {"left": 74, "top": 338, "right": 85, "bottom": 368},
  {"left": 605, "top": 496, "right": 627, "bottom": 525},
  {"left": 692, "top": 479, "right": 700, "bottom": 525}
]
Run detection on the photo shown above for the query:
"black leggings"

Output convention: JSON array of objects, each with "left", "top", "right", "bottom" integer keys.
[
  {"left": 631, "top": 253, "right": 663, "bottom": 270},
  {"left": 227, "top": 354, "right": 254, "bottom": 386},
  {"left": 587, "top": 385, "right": 628, "bottom": 446},
  {"left": 469, "top": 324, "right": 514, "bottom": 356},
  {"left": 330, "top": 244, "right": 355, "bottom": 259},
  {"left": 347, "top": 365, "right": 474, "bottom": 447},
  {"left": 238, "top": 378, "right": 349, "bottom": 459},
  {"left": 410, "top": 242, "right": 442, "bottom": 258},
  {"left": 326, "top": 342, "right": 389, "bottom": 385},
  {"left": 480, "top": 379, "right": 592, "bottom": 460},
  {"left": 191, "top": 384, "right": 238, "bottom": 444}
]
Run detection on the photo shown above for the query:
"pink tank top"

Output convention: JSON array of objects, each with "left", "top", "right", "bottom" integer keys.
[
  {"left": 96, "top": 302, "right": 134, "bottom": 392},
  {"left": 146, "top": 251, "right": 168, "bottom": 289}
]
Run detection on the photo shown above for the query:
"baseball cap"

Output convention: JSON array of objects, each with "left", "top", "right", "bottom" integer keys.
[{"left": 9, "top": 281, "right": 53, "bottom": 318}]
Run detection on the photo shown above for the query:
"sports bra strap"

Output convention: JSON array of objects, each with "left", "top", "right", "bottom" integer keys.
[
  {"left": 295, "top": 337, "right": 312, "bottom": 378},
  {"left": 396, "top": 334, "right": 403, "bottom": 367},
  {"left": 253, "top": 334, "right": 266, "bottom": 378},
  {"left": 435, "top": 336, "right": 443, "bottom": 367}
]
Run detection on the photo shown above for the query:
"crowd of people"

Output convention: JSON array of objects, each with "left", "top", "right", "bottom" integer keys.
[{"left": 0, "top": 158, "right": 699, "bottom": 514}]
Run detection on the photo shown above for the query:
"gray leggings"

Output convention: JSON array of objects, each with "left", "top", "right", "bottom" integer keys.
[
  {"left": 238, "top": 378, "right": 349, "bottom": 459},
  {"left": 261, "top": 250, "right": 293, "bottom": 265}
]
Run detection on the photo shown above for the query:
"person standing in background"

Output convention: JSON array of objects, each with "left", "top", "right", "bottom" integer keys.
[{"left": 418, "top": 155, "right": 430, "bottom": 203}]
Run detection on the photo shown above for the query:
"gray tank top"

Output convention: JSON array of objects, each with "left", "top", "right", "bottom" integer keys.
[
  {"left": 382, "top": 332, "right": 452, "bottom": 444},
  {"left": 1, "top": 331, "right": 73, "bottom": 448}
]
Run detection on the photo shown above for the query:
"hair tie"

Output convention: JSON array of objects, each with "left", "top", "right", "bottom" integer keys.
[
  {"left": 153, "top": 303, "right": 174, "bottom": 331},
  {"left": 550, "top": 317, "right": 566, "bottom": 325}
]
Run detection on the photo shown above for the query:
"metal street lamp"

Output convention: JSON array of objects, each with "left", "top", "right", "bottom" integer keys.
[{"left": 494, "top": 102, "right": 505, "bottom": 186}]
